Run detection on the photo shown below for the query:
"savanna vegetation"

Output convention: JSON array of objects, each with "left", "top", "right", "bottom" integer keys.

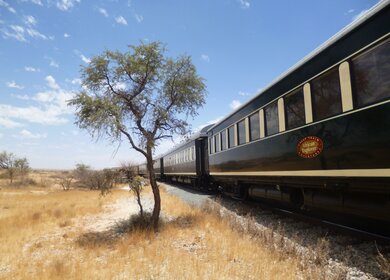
[
  {"left": 0, "top": 170, "right": 327, "bottom": 280},
  {"left": 69, "top": 41, "right": 207, "bottom": 230}
]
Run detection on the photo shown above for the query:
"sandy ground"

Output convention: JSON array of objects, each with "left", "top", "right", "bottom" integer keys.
[
  {"left": 19, "top": 192, "right": 155, "bottom": 265},
  {"left": 77, "top": 195, "right": 154, "bottom": 233}
]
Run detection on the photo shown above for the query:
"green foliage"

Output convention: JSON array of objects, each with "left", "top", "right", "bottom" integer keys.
[
  {"left": 73, "top": 163, "right": 91, "bottom": 187},
  {"left": 128, "top": 176, "right": 146, "bottom": 217},
  {"left": 68, "top": 41, "right": 206, "bottom": 150},
  {"left": 15, "top": 157, "right": 30, "bottom": 182},
  {"left": 92, "top": 169, "right": 118, "bottom": 195},
  {"left": 72, "top": 163, "right": 118, "bottom": 193},
  {"left": 68, "top": 41, "right": 207, "bottom": 230}
]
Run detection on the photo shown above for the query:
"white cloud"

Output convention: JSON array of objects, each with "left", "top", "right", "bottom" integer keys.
[
  {"left": 56, "top": 0, "right": 80, "bottom": 11},
  {"left": 111, "top": 82, "right": 127, "bottom": 91},
  {"left": 115, "top": 16, "right": 128, "bottom": 25},
  {"left": 347, "top": 9, "right": 354, "bottom": 14},
  {"left": 64, "top": 33, "right": 70, "bottom": 38},
  {"left": 237, "top": 0, "right": 250, "bottom": 9},
  {"left": 79, "top": 54, "right": 90, "bottom": 64},
  {"left": 45, "top": 75, "right": 60, "bottom": 90},
  {"left": 24, "top": 15, "right": 37, "bottom": 26},
  {"left": 32, "top": 0, "right": 43, "bottom": 5},
  {"left": 201, "top": 54, "right": 210, "bottom": 62},
  {"left": 74, "top": 50, "right": 91, "bottom": 64},
  {"left": 1, "top": 25, "right": 27, "bottom": 42},
  {"left": 50, "top": 60, "right": 59, "bottom": 68},
  {"left": 21, "top": 0, "right": 43, "bottom": 5},
  {"left": 18, "top": 129, "right": 47, "bottom": 139},
  {"left": 134, "top": 13, "right": 143, "bottom": 23},
  {"left": 70, "top": 78, "right": 81, "bottom": 85},
  {"left": 12, "top": 94, "right": 30, "bottom": 100},
  {"left": 0, "top": 104, "right": 68, "bottom": 125},
  {"left": 230, "top": 100, "right": 242, "bottom": 110},
  {"left": 353, "top": 9, "right": 369, "bottom": 21},
  {"left": 0, "top": 0, "right": 16, "bottom": 14},
  {"left": 98, "top": 7, "right": 108, "bottom": 17},
  {"left": 25, "top": 27, "right": 48, "bottom": 40},
  {"left": 200, "top": 116, "right": 224, "bottom": 129},
  {"left": 24, "top": 66, "right": 40, "bottom": 72},
  {"left": 6, "top": 81, "right": 24, "bottom": 89},
  {"left": 0, "top": 75, "right": 75, "bottom": 126},
  {"left": 0, "top": 117, "right": 23, "bottom": 128},
  {"left": 1, "top": 23, "right": 49, "bottom": 42},
  {"left": 46, "top": 57, "right": 59, "bottom": 68},
  {"left": 238, "top": 91, "right": 250, "bottom": 96}
]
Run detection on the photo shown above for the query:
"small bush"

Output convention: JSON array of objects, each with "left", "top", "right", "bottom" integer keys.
[
  {"left": 115, "top": 212, "right": 154, "bottom": 234},
  {"left": 58, "top": 176, "right": 73, "bottom": 191}
]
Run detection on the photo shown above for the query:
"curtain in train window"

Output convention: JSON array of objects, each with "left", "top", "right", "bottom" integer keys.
[
  {"left": 351, "top": 38, "right": 390, "bottom": 108},
  {"left": 221, "top": 130, "right": 227, "bottom": 150},
  {"left": 228, "top": 125, "right": 235, "bottom": 148},
  {"left": 264, "top": 102, "right": 279, "bottom": 136},
  {"left": 237, "top": 120, "right": 246, "bottom": 145},
  {"left": 249, "top": 112, "right": 260, "bottom": 141},
  {"left": 214, "top": 135, "right": 220, "bottom": 152},
  {"left": 284, "top": 87, "right": 305, "bottom": 129},
  {"left": 209, "top": 138, "right": 214, "bottom": 154},
  {"left": 311, "top": 67, "right": 342, "bottom": 121}
]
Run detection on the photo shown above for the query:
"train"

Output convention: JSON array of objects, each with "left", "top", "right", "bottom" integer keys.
[{"left": 137, "top": 1, "right": 390, "bottom": 224}]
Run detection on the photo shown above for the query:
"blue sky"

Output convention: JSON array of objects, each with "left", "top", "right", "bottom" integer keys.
[{"left": 0, "top": 0, "right": 379, "bottom": 169}]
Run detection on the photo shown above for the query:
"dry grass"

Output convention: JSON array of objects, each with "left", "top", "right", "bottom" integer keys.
[{"left": 1, "top": 176, "right": 328, "bottom": 279}]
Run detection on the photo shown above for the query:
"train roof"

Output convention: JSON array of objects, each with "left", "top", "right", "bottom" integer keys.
[
  {"left": 156, "top": 123, "right": 213, "bottom": 158},
  {"left": 207, "top": 0, "right": 390, "bottom": 133}
]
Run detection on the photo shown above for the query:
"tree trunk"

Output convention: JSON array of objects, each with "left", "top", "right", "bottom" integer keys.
[
  {"left": 146, "top": 147, "right": 161, "bottom": 232},
  {"left": 136, "top": 189, "right": 144, "bottom": 218}
]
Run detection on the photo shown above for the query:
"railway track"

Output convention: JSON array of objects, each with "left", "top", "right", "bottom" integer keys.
[
  {"left": 164, "top": 181, "right": 390, "bottom": 244},
  {"left": 227, "top": 195, "right": 390, "bottom": 244},
  {"left": 164, "top": 182, "right": 390, "bottom": 278},
  {"left": 271, "top": 207, "right": 390, "bottom": 244}
]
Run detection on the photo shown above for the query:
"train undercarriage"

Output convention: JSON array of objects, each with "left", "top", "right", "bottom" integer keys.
[{"left": 210, "top": 176, "right": 390, "bottom": 225}]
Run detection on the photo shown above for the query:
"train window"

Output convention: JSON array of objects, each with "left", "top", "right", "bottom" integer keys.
[
  {"left": 311, "top": 67, "right": 342, "bottom": 121},
  {"left": 237, "top": 120, "right": 246, "bottom": 145},
  {"left": 249, "top": 112, "right": 260, "bottom": 141},
  {"left": 228, "top": 125, "right": 235, "bottom": 148},
  {"left": 209, "top": 138, "right": 213, "bottom": 154},
  {"left": 284, "top": 87, "right": 305, "bottom": 130},
  {"left": 221, "top": 130, "right": 227, "bottom": 150},
  {"left": 264, "top": 102, "right": 279, "bottom": 136},
  {"left": 351, "top": 39, "right": 390, "bottom": 108},
  {"left": 214, "top": 135, "right": 220, "bottom": 152}
]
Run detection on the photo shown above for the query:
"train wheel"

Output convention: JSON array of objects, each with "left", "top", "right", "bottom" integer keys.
[{"left": 290, "top": 189, "right": 304, "bottom": 210}]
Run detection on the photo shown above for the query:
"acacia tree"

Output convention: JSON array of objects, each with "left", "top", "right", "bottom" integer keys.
[
  {"left": 0, "top": 151, "right": 30, "bottom": 184},
  {"left": 68, "top": 42, "right": 206, "bottom": 231},
  {"left": 0, "top": 151, "right": 17, "bottom": 184},
  {"left": 15, "top": 158, "right": 30, "bottom": 183}
]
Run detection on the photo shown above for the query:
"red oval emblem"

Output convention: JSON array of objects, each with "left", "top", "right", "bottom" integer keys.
[{"left": 297, "top": 136, "right": 323, "bottom": 158}]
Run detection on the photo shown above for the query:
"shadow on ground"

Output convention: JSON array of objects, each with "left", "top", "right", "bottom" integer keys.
[{"left": 76, "top": 212, "right": 199, "bottom": 248}]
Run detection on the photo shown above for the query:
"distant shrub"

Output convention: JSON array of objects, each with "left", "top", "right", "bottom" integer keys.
[
  {"left": 58, "top": 176, "right": 73, "bottom": 191},
  {"left": 72, "top": 164, "right": 119, "bottom": 192}
]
